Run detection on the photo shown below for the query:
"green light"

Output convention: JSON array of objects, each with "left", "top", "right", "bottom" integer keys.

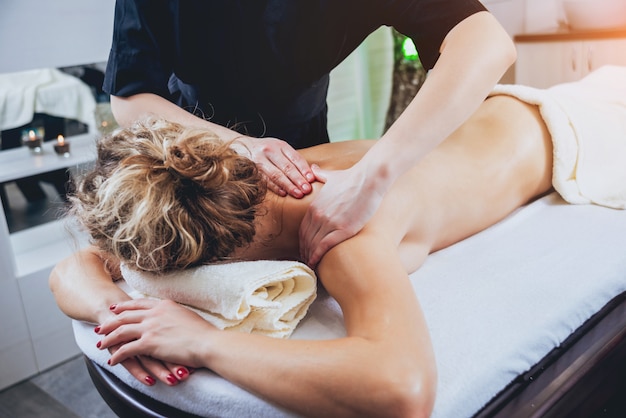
[{"left": 401, "top": 37, "right": 418, "bottom": 61}]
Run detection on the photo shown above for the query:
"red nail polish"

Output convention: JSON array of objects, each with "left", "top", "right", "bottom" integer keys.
[
  {"left": 176, "top": 368, "right": 188, "bottom": 378},
  {"left": 94, "top": 326, "right": 100, "bottom": 333},
  {"left": 145, "top": 376, "right": 156, "bottom": 385},
  {"left": 96, "top": 341, "right": 101, "bottom": 348},
  {"left": 109, "top": 304, "right": 117, "bottom": 310},
  {"left": 107, "top": 359, "right": 111, "bottom": 365},
  {"left": 166, "top": 374, "right": 177, "bottom": 385}
]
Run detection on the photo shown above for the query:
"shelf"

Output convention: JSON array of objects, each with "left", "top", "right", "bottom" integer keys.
[
  {"left": 0, "top": 132, "right": 97, "bottom": 184},
  {"left": 515, "top": 28, "right": 626, "bottom": 43}
]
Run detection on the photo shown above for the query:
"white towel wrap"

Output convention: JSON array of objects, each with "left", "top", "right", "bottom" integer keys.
[{"left": 490, "top": 65, "right": 626, "bottom": 209}]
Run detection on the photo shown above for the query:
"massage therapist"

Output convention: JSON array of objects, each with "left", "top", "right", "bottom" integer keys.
[{"left": 102, "top": 0, "right": 516, "bottom": 266}]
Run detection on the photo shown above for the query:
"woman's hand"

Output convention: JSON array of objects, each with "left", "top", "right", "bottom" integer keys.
[
  {"left": 232, "top": 136, "right": 315, "bottom": 198},
  {"left": 95, "top": 299, "right": 216, "bottom": 369},
  {"left": 299, "top": 164, "right": 387, "bottom": 268},
  {"left": 104, "top": 342, "right": 192, "bottom": 387}
]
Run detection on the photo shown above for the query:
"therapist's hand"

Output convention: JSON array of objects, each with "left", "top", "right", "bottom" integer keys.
[
  {"left": 299, "top": 164, "right": 386, "bottom": 268},
  {"left": 233, "top": 136, "right": 315, "bottom": 198}
]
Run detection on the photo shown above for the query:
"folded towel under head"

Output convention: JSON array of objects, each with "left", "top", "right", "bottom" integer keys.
[{"left": 120, "top": 260, "right": 317, "bottom": 338}]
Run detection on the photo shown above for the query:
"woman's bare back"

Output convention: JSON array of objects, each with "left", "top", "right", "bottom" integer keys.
[{"left": 294, "top": 95, "right": 553, "bottom": 273}]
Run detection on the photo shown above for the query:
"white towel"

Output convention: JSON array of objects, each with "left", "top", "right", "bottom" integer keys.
[
  {"left": 120, "top": 260, "right": 317, "bottom": 338},
  {"left": 490, "top": 65, "right": 626, "bottom": 209},
  {"left": 0, "top": 68, "right": 96, "bottom": 132}
]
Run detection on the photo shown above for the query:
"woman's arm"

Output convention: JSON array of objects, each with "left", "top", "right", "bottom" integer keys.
[
  {"left": 97, "top": 233, "right": 437, "bottom": 417},
  {"left": 49, "top": 247, "right": 192, "bottom": 386},
  {"left": 49, "top": 246, "right": 128, "bottom": 325}
]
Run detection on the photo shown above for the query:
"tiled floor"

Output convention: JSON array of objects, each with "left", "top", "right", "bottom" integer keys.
[{"left": 0, "top": 355, "right": 116, "bottom": 418}]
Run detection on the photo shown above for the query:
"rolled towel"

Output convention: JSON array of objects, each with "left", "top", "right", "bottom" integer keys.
[{"left": 120, "top": 260, "right": 317, "bottom": 338}]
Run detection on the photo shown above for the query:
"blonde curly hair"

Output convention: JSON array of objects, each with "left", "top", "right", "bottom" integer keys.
[{"left": 69, "top": 118, "right": 267, "bottom": 272}]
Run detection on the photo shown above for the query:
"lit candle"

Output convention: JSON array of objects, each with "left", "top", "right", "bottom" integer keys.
[
  {"left": 54, "top": 134, "right": 70, "bottom": 156},
  {"left": 23, "top": 129, "right": 43, "bottom": 153}
]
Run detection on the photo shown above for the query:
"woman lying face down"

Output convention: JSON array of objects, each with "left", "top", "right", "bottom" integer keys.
[{"left": 50, "top": 93, "right": 554, "bottom": 417}]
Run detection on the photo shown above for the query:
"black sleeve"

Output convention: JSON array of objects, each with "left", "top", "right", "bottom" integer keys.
[
  {"left": 381, "top": 0, "right": 488, "bottom": 69},
  {"left": 103, "top": 0, "right": 176, "bottom": 99}
]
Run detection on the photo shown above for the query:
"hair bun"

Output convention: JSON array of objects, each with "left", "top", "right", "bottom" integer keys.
[
  {"left": 69, "top": 118, "right": 266, "bottom": 272},
  {"left": 164, "top": 134, "right": 241, "bottom": 190}
]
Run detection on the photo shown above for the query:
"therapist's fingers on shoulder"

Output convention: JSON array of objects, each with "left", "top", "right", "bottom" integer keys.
[
  {"left": 264, "top": 151, "right": 312, "bottom": 198},
  {"left": 280, "top": 147, "right": 315, "bottom": 184},
  {"left": 258, "top": 166, "right": 288, "bottom": 197},
  {"left": 310, "top": 164, "right": 327, "bottom": 183},
  {"left": 261, "top": 161, "right": 306, "bottom": 198},
  {"left": 263, "top": 138, "right": 313, "bottom": 195},
  {"left": 274, "top": 157, "right": 312, "bottom": 196},
  {"left": 307, "top": 229, "right": 350, "bottom": 268}
]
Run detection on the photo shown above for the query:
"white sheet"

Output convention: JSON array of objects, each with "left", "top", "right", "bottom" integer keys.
[{"left": 74, "top": 192, "right": 626, "bottom": 417}]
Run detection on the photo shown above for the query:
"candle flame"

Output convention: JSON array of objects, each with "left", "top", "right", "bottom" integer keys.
[{"left": 57, "top": 135, "right": 65, "bottom": 145}]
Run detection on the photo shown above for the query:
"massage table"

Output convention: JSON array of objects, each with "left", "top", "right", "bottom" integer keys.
[
  {"left": 74, "top": 191, "right": 626, "bottom": 417},
  {"left": 74, "top": 66, "right": 626, "bottom": 416}
]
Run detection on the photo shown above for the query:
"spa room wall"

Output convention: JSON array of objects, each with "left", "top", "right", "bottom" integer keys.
[{"left": 0, "top": 0, "right": 525, "bottom": 392}]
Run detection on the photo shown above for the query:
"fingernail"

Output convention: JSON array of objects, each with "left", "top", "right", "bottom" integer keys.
[
  {"left": 292, "top": 189, "right": 303, "bottom": 198},
  {"left": 107, "top": 359, "right": 111, "bottom": 365},
  {"left": 145, "top": 376, "right": 156, "bottom": 386},
  {"left": 96, "top": 341, "right": 101, "bottom": 349},
  {"left": 166, "top": 374, "right": 178, "bottom": 385},
  {"left": 94, "top": 326, "right": 100, "bottom": 333},
  {"left": 306, "top": 173, "right": 315, "bottom": 181},
  {"left": 109, "top": 304, "right": 117, "bottom": 310},
  {"left": 176, "top": 368, "right": 189, "bottom": 378},
  {"left": 301, "top": 183, "right": 311, "bottom": 193}
]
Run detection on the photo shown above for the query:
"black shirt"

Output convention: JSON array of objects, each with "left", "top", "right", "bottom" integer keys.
[{"left": 104, "top": 0, "right": 486, "bottom": 149}]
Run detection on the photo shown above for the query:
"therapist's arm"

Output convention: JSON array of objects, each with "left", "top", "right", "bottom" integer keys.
[
  {"left": 110, "top": 93, "right": 314, "bottom": 198},
  {"left": 300, "top": 11, "right": 517, "bottom": 266}
]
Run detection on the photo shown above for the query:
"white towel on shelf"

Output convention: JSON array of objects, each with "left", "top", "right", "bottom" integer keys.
[
  {"left": 491, "top": 65, "right": 626, "bottom": 209},
  {"left": 0, "top": 68, "right": 96, "bottom": 132},
  {"left": 120, "top": 260, "right": 317, "bottom": 338}
]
